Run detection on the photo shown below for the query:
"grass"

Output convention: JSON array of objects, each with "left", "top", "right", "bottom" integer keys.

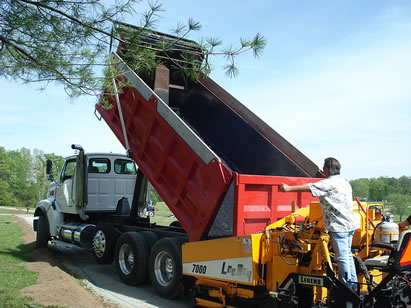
[
  {"left": 0, "top": 215, "right": 63, "bottom": 308},
  {"left": 0, "top": 215, "right": 38, "bottom": 307},
  {"left": 0, "top": 208, "right": 33, "bottom": 215},
  {"left": 150, "top": 202, "right": 177, "bottom": 226}
]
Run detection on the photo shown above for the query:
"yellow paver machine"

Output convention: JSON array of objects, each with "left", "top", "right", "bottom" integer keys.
[{"left": 183, "top": 202, "right": 411, "bottom": 307}]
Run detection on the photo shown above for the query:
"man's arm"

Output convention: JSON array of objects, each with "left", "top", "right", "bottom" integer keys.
[
  {"left": 398, "top": 215, "right": 411, "bottom": 229},
  {"left": 280, "top": 183, "right": 311, "bottom": 192}
]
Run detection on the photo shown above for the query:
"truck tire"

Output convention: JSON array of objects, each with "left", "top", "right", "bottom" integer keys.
[
  {"left": 92, "top": 223, "right": 120, "bottom": 264},
  {"left": 140, "top": 231, "right": 159, "bottom": 251},
  {"left": 115, "top": 232, "right": 149, "bottom": 285},
  {"left": 149, "top": 237, "right": 183, "bottom": 299},
  {"left": 35, "top": 215, "right": 50, "bottom": 249},
  {"left": 169, "top": 221, "right": 182, "bottom": 228}
]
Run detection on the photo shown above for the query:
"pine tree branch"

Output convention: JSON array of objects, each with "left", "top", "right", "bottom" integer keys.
[
  {"left": 0, "top": 34, "right": 88, "bottom": 93},
  {"left": 17, "top": 0, "right": 125, "bottom": 43}
]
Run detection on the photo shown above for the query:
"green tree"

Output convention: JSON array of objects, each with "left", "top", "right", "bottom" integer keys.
[
  {"left": 150, "top": 187, "right": 162, "bottom": 205},
  {"left": 384, "top": 177, "right": 399, "bottom": 196},
  {"left": 350, "top": 178, "right": 369, "bottom": 201},
  {"left": 31, "top": 151, "right": 65, "bottom": 201},
  {"left": 398, "top": 176, "right": 411, "bottom": 195},
  {"left": 368, "top": 178, "right": 387, "bottom": 202},
  {"left": 0, "top": 1, "right": 266, "bottom": 99},
  {"left": 8, "top": 148, "right": 36, "bottom": 207},
  {"left": 43, "top": 153, "right": 65, "bottom": 181},
  {"left": 0, "top": 147, "right": 16, "bottom": 182},
  {"left": 0, "top": 180, "right": 12, "bottom": 206},
  {"left": 386, "top": 193, "right": 411, "bottom": 221},
  {"left": 0, "top": 147, "right": 15, "bottom": 205},
  {"left": 0, "top": 146, "right": 65, "bottom": 207},
  {"left": 32, "top": 149, "right": 49, "bottom": 200}
]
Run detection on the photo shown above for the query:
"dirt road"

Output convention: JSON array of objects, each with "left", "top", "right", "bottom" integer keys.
[{"left": 12, "top": 214, "right": 192, "bottom": 308}]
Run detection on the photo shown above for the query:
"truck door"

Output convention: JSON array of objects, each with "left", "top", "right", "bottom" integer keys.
[{"left": 55, "top": 158, "right": 78, "bottom": 214}]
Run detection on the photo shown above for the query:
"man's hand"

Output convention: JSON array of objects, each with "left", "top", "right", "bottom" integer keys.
[
  {"left": 280, "top": 183, "right": 290, "bottom": 192},
  {"left": 398, "top": 220, "right": 409, "bottom": 229}
]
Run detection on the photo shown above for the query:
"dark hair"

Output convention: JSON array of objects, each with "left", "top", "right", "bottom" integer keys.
[{"left": 323, "top": 157, "right": 341, "bottom": 176}]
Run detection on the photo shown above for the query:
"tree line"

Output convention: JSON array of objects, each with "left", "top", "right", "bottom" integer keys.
[
  {"left": 1, "top": 146, "right": 409, "bottom": 220},
  {"left": 0, "top": 147, "right": 63, "bottom": 207},
  {"left": 350, "top": 177, "right": 411, "bottom": 221},
  {"left": 0, "top": 146, "right": 162, "bottom": 208}
]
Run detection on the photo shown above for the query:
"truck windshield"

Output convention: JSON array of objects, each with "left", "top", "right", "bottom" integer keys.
[{"left": 114, "top": 159, "right": 136, "bottom": 174}]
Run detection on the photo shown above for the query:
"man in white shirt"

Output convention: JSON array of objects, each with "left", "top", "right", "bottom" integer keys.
[{"left": 280, "top": 157, "right": 357, "bottom": 290}]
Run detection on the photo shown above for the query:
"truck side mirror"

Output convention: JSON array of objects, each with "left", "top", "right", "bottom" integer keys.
[
  {"left": 46, "top": 159, "right": 53, "bottom": 175},
  {"left": 46, "top": 159, "right": 54, "bottom": 182}
]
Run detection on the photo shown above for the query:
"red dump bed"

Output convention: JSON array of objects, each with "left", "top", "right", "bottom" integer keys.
[
  {"left": 233, "top": 174, "right": 321, "bottom": 235},
  {"left": 97, "top": 52, "right": 322, "bottom": 241}
]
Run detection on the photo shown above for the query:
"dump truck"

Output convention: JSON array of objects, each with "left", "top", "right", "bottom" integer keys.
[{"left": 34, "top": 23, "right": 410, "bottom": 307}]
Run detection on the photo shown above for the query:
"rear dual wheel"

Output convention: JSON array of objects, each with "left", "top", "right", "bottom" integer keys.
[
  {"left": 115, "top": 231, "right": 159, "bottom": 285},
  {"left": 114, "top": 231, "right": 185, "bottom": 298},
  {"left": 149, "top": 237, "right": 184, "bottom": 299}
]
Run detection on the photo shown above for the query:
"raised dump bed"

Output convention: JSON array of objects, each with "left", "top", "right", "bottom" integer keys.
[
  {"left": 176, "top": 73, "right": 320, "bottom": 178},
  {"left": 97, "top": 27, "right": 322, "bottom": 241}
]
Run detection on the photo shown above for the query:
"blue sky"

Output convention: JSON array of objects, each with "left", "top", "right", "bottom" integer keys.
[{"left": 1, "top": 1, "right": 410, "bottom": 180}]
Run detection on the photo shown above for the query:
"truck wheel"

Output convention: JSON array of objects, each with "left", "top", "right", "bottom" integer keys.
[
  {"left": 92, "top": 223, "right": 120, "bottom": 264},
  {"left": 169, "top": 221, "right": 181, "bottom": 228},
  {"left": 35, "top": 215, "right": 50, "bottom": 249},
  {"left": 149, "top": 237, "right": 183, "bottom": 299},
  {"left": 115, "top": 232, "right": 149, "bottom": 285},
  {"left": 140, "top": 231, "right": 159, "bottom": 251}
]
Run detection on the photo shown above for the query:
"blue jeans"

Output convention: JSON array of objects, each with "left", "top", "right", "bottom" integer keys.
[{"left": 329, "top": 231, "right": 357, "bottom": 290}]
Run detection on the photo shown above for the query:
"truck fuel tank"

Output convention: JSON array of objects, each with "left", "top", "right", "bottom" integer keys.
[{"left": 58, "top": 223, "right": 96, "bottom": 248}]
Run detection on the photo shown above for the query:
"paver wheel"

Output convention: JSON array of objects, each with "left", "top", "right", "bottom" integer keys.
[
  {"left": 91, "top": 223, "right": 120, "bottom": 264},
  {"left": 115, "top": 232, "right": 149, "bottom": 285},
  {"left": 149, "top": 237, "right": 183, "bottom": 299}
]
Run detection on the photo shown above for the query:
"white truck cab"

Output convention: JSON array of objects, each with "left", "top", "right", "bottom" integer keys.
[
  {"left": 33, "top": 144, "right": 153, "bottom": 250},
  {"left": 54, "top": 152, "right": 137, "bottom": 214}
]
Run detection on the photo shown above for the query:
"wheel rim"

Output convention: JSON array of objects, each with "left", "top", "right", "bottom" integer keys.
[
  {"left": 92, "top": 230, "right": 106, "bottom": 258},
  {"left": 154, "top": 251, "right": 174, "bottom": 286},
  {"left": 119, "top": 243, "right": 134, "bottom": 275}
]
